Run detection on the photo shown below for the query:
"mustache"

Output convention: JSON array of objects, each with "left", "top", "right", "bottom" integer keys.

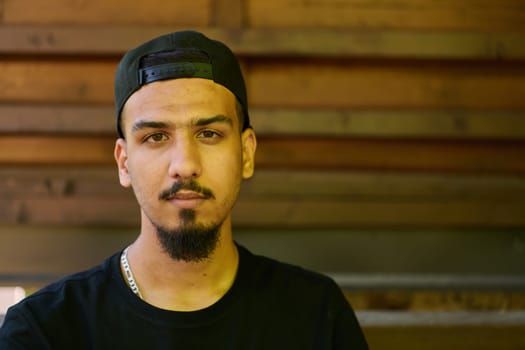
[{"left": 158, "top": 180, "right": 215, "bottom": 201}]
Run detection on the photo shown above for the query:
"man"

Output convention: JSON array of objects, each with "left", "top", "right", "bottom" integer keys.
[{"left": 0, "top": 30, "right": 368, "bottom": 349}]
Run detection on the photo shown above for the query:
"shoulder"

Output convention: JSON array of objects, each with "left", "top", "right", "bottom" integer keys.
[
  {"left": 5, "top": 251, "right": 120, "bottom": 323},
  {"left": 236, "top": 245, "right": 369, "bottom": 348},
  {"left": 33, "top": 252, "right": 116, "bottom": 299},
  {"left": 238, "top": 245, "right": 343, "bottom": 300},
  {"left": 0, "top": 252, "right": 122, "bottom": 347}
]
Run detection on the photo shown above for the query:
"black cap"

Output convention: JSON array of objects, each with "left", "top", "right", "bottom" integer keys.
[{"left": 114, "top": 30, "right": 250, "bottom": 138}]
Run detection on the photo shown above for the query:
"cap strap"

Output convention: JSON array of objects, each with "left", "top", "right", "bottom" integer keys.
[{"left": 138, "top": 62, "right": 213, "bottom": 85}]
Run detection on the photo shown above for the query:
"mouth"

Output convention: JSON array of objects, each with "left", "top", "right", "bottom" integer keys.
[
  {"left": 167, "top": 191, "right": 205, "bottom": 201},
  {"left": 165, "top": 191, "right": 207, "bottom": 209},
  {"left": 159, "top": 180, "right": 215, "bottom": 210}
]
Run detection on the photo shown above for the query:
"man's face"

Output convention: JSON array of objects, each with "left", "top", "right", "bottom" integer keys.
[{"left": 114, "top": 78, "right": 256, "bottom": 259}]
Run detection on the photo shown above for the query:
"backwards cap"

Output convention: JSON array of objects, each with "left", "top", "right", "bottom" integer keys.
[{"left": 114, "top": 30, "right": 250, "bottom": 138}]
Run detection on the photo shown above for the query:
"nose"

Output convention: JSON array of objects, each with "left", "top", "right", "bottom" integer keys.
[{"left": 167, "top": 133, "right": 202, "bottom": 180}]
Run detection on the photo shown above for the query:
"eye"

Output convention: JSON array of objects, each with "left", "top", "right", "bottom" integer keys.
[
  {"left": 144, "top": 132, "right": 169, "bottom": 143},
  {"left": 197, "top": 129, "right": 222, "bottom": 139}
]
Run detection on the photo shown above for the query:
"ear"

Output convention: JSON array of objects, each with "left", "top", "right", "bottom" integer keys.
[
  {"left": 241, "top": 128, "right": 257, "bottom": 179},
  {"left": 114, "top": 138, "right": 131, "bottom": 188}
]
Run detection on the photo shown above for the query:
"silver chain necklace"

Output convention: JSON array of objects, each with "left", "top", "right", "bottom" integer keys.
[{"left": 120, "top": 246, "right": 143, "bottom": 299}]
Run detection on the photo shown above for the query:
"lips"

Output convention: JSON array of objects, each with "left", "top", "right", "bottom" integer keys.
[
  {"left": 169, "top": 191, "right": 205, "bottom": 200},
  {"left": 164, "top": 190, "right": 207, "bottom": 209},
  {"left": 159, "top": 180, "right": 215, "bottom": 201}
]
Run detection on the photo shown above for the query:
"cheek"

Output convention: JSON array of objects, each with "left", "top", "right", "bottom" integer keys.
[
  {"left": 127, "top": 155, "right": 164, "bottom": 198},
  {"left": 205, "top": 150, "right": 243, "bottom": 194},
  {"left": 213, "top": 145, "right": 242, "bottom": 176}
]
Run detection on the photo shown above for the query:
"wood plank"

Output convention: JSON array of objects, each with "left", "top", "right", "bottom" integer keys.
[
  {"left": 197, "top": 169, "right": 523, "bottom": 200},
  {"left": 210, "top": 0, "right": 243, "bottom": 28},
  {"left": 3, "top": 0, "right": 525, "bottom": 33},
  {"left": 1, "top": 226, "right": 524, "bottom": 284},
  {"left": 1, "top": 25, "right": 524, "bottom": 59},
  {"left": 346, "top": 291, "right": 525, "bottom": 312},
  {"left": 0, "top": 193, "right": 524, "bottom": 227},
  {"left": 0, "top": 167, "right": 124, "bottom": 197},
  {"left": 235, "top": 29, "right": 525, "bottom": 60},
  {"left": 359, "top": 311, "right": 525, "bottom": 326},
  {"left": 2, "top": 104, "right": 525, "bottom": 139},
  {"left": 1, "top": 136, "right": 525, "bottom": 174},
  {"left": 0, "top": 226, "right": 134, "bottom": 278},
  {"left": 0, "top": 61, "right": 114, "bottom": 104},
  {"left": 2, "top": 0, "right": 210, "bottom": 25},
  {"left": 335, "top": 274, "right": 525, "bottom": 291},
  {"left": 247, "top": 0, "right": 525, "bottom": 32},
  {"left": 250, "top": 109, "right": 525, "bottom": 139},
  {"left": 0, "top": 104, "right": 115, "bottom": 134},
  {"left": 0, "top": 136, "right": 115, "bottom": 165},
  {"left": 1, "top": 168, "right": 524, "bottom": 228},
  {"left": 255, "top": 138, "right": 525, "bottom": 173},
  {"left": 232, "top": 198, "right": 525, "bottom": 228},
  {"left": 0, "top": 198, "right": 140, "bottom": 226},
  {"left": 2, "top": 167, "right": 525, "bottom": 201},
  {"left": 237, "top": 230, "right": 525, "bottom": 277},
  {"left": 363, "top": 325, "right": 525, "bottom": 350},
  {"left": 248, "top": 61, "right": 525, "bottom": 109},
  {"left": 2, "top": 60, "right": 525, "bottom": 109}
]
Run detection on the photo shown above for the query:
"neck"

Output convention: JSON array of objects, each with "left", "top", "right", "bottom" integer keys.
[{"left": 124, "top": 216, "right": 239, "bottom": 311}]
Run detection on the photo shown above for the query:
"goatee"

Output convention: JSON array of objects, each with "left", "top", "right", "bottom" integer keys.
[{"left": 155, "top": 209, "right": 220, "bottom": 262}]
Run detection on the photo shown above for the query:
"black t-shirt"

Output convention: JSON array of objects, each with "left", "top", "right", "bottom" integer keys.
[{"left": 0, "top": 244, "right": 368, "bottom": 349}]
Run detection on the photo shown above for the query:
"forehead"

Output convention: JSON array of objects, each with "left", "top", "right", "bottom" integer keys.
[{"left": 121, "top": 78, "right": 239, "bottom": 126}]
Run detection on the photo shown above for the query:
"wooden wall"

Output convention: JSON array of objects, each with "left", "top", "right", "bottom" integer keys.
[{"left": 1, "top": 0, "right": 525, "bottom": 348}]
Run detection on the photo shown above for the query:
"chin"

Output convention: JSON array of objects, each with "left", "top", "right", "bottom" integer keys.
[{"left": 155, "top": 221, "right": 221, "bottom": 262}]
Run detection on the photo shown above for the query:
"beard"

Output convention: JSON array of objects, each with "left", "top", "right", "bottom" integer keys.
[
  {"left": 149, "top": 179, "right": 221, "bottom": 262},
  {"left": 154, "top": 208, "right": 221, "bottom": 263}
]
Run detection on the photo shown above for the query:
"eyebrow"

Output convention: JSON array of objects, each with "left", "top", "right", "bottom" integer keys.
[
  {"left": 131, "top": 115, "right": 233, "bottom": 134},
  {"left": 193, "top": 115, "right": 233, "bottom": 127},
  {"left": 131, "top": 120, "right": 174, "bottom": 133}
]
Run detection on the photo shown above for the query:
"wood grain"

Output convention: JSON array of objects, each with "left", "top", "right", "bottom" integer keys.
[
  {"left": 0, "top": 2, "right": 523, "bottom": 337},
  {"left": 248, "top": 61, "right": 525, "bottom": 109},
  {"left": 0, "top": 168, "right": 524, "bottom": 227},
  {"left": 210, "top": 0, "right": 243, "bottom": 28},
  {"left": 256, "top": 138, "right": 525, "bottom": 173},
  {"left": 1, "top": 226, "right": 524, "bottom": 284},
  {"left": 363, "top": 325, "right": 525, "bottom": 350},
  {"left": 0, "top": 61, "right": 114, "bottom": 103},
  {"left": 2, "top": 195, "right": 524, "bottom": 227},
  {"left": 347, "top": 291, "right": 525, "bottom": 312},
  {"left": 247, "top": 0, "right": 525, "bottom": 31},
  {"left": 1, "top": 136, "right": 525, "bottom": 174},
  {"left": 2, "top": 0, "right": 210, "bottom": 25},
  {"left": 2, "top": 168, "right": 524, "bottom": 201},
  {"left": 2, "top": 60, "right": 524, "bottom": 109},
  {"left": 2, "top": 104, "right": 525, "bottom": 139},
  {"left": 1, "top": 25, "right": 523, "bottom": 59}
]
